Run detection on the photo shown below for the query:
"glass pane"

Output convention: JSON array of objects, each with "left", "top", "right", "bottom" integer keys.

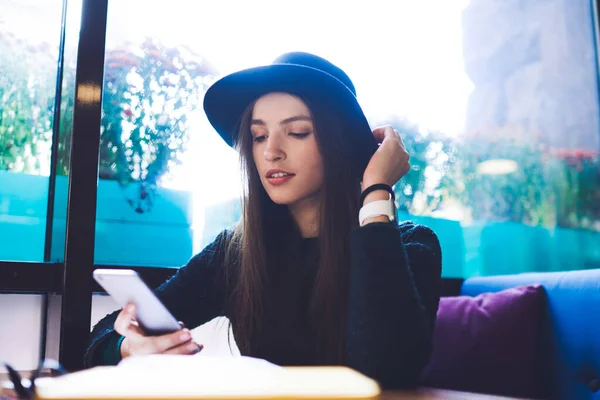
[
  {"left": 0, "top": 0, "right": 64, "bottom": 262},
  {"left": 48, "top": 0, "right": 82, "bottom": 262},
  {"left": 98, "top": 0, "right": 600, "bottom": 276}
]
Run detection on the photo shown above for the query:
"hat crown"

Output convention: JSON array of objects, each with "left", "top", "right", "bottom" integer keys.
[{"left": 272, "top": 52, "right": 357, "bottom": 97}]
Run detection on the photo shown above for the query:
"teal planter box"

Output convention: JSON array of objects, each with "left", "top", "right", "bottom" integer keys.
[
  {"left": 462, "top": 222, "right": 553, "bottom": 277},
  {"left": 397, "top": 213, "right": 600, "bottom": 278},
  {"left": 463, "top": 221, "right": 600, "bottom": 277},
  {"left": 0, "top": 171, "right": 193, "bottom": 267},
  {"left": 0, "top": 171, "right": 48, "bottom": 262}
]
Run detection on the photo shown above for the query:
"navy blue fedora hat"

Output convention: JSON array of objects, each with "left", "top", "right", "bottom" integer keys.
[{"left": 203, "top": 51, "right": 378, "bottom": 176}]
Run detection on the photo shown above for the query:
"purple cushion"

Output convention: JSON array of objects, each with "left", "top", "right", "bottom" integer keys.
[{"left": 420, "top": 284, "right": 546, "bottom": 398}]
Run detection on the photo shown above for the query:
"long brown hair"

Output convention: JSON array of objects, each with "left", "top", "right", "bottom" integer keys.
[{"left": 224, "top": 94, "right": 364, "bottom": 364}]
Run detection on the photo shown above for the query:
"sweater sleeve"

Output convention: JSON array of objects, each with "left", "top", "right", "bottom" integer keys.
[
  {"left": 345, "top": 221, "right": 442, "bottom": 389},
  {"left": 83, "top": 229, "right": 233, "bottom": 368}
]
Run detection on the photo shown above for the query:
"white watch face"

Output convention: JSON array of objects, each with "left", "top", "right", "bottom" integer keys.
[{"left": 359, "top": 199, "right": 396, "bottom": 226}]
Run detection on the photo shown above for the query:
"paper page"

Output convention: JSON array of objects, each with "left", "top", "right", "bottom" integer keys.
[
  {"left": 35, "top": 357, "right": 380, "bottom": 399},
  {"left": 189, "top": 316, "right": 240, "bottom": 357}
]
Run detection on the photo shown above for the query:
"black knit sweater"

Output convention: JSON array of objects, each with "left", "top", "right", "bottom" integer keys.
[{"left": 84, "top": 221, "right": 442, "bottom": 389}]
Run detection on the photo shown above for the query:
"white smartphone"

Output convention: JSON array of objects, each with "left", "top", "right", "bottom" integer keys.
[{"left": 93, "top": 268, "right": 181, "bottom": 336}]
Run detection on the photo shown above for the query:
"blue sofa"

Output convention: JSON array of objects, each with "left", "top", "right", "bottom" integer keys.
[{"left": 460, "top": 269, "right": 600, "bottom": 400}]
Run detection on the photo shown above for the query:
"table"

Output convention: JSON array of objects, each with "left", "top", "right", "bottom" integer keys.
[
  {"left": 380, "top": 389, "right": 528, "bottom": 399},
  {"left": 1, "top": 373, "right": 526, "bottom": 399}
]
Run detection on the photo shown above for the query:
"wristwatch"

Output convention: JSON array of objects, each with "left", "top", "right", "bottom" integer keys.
[{"left": 358, "top": 198, "right": 396, "bottom": 226}]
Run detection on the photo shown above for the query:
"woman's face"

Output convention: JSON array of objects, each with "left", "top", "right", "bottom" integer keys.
[{"left": 250, "top": 92, "right": 324, "bottom": 207}]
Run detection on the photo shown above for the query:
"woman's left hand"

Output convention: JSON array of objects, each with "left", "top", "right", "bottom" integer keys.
[{"left": 362, "top": 125, "right": 410, "bottom": 190}]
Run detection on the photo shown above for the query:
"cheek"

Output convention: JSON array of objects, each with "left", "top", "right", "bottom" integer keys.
[
  {"left": 305, "top": 149, "right": 324, "bottom": 182},
  {"left": 252, "top": 147, "right": 263, "bottom": 170},
  {"left": 315, "top": 162, "right": 325, "bottom": 187}
]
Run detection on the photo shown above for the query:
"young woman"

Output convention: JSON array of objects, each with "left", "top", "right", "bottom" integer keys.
[{"left": 85, "top": 52, "right": 442, "bottom": 389}]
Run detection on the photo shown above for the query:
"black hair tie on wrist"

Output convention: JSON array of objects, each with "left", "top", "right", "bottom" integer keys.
[{"left": 360, "top": 183, "right": 395, "bottom": 207}]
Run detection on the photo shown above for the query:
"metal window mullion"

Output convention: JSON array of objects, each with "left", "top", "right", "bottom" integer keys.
[
  {"left": 44, "top": 0, "right": 70, "bottom": 263},
  {"left": 57, "top": 0, "right": 108, "bottom": 372},
  {"left": 40, "top": 0, "right": 70, "bottom": 365}
]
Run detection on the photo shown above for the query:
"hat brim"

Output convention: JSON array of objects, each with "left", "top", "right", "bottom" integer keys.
[{"left": 203, "top": 63, "right": 378, "bottom": 176}]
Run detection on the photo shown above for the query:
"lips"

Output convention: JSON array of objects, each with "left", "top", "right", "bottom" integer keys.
[
  {"left": 265, "top": 169, "right": 295, "bottom": 178},
  {"left": 265, "top": 169, "right": 295, "bottom": 186}
]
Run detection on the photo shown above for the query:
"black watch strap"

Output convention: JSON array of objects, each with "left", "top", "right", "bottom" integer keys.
[{"left": 360, "top": 183, "right": 395, "bottom": 207}]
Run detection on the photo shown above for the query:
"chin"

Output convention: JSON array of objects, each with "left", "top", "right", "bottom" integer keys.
[
  {"left": 261, "top": 179, "right": 322, "bottom": 207},
  {"left": 265, "top": 192, "right": 297, "bottom": 205},
  {"left": 265, "top": 187, "right": 322, "bottom": 208}
]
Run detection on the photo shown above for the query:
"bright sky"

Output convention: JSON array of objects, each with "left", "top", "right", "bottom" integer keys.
[{"left": 106, "top": 0, "right": 473, "bottom": 134}]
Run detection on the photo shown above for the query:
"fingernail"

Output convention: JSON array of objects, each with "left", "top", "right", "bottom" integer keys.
[
  {"left": 126, "top": 304, "right": 135, "bottom": 312},
  {"left": 197, "top": 344, "right": 203, "bottom": 353},
  {"left": 180, "top": 332, "right": 191, "bottom": 341}
]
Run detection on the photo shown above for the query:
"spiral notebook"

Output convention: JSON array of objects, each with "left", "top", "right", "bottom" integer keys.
[{"left": 33, "top": 354, "right": 381, "bottom": 400}]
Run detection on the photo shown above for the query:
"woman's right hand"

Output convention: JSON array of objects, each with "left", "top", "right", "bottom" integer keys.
[{"left": 114, "top": 303, "right": 203, "bottom": 359}]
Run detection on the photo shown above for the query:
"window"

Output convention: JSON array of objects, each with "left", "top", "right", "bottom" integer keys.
[
  {"left": 96, "top": 0, "right": 600, "bottom": 276},
  {"left": 0, "top": 0, "right": 77, "bottom": 371},
  {"left": 1, "top": 0, "right": 599, "bottom": 374},
  {"left": 0, "top": 0, "right": 65, "bottom": 262}
]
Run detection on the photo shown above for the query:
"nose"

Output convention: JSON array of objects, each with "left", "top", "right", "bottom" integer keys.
[{"left": 263, "top": 135, "right": 286, "bottom": 162}]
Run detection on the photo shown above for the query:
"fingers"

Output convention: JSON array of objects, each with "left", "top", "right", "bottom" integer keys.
[
  {"left": 373, "top": 126, "right": 407, "bottom": 150},
  {"left": 387, "top": 128, "right": 409, "bottom": 159},
  {"left": 386, "top": 128, "right": 411, "bottom": 176},
  {"left": 365, "top": 125, "right": 412, "bottom": 185},
  {"left": 393, "top": 128, "right": 403, "bottom": 143},
  {"left": 372, "top": 125, "right": 395, "bottom": 143},
  {"left": 114, "top": 303, "right": 200, "bottom": 358},
  {"left": 126, "top": 328, "right": 195, "bottom": 356},
  {"left": 161, "top": 341, "right": 204, "bottom": 355},
  {"left": 402, "top": 160, "right": 411, "bottom": 175},
  {"left": 151, "top": 329, "right": 194, "bottom": 353},
  {"left": 395, "top": 130, "right": 409, "bottom": 154},
  {"left": 115, "top": 302, "right": 140, "bottom": 336}
]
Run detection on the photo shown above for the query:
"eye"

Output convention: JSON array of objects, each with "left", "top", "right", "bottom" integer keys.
[
  {"left": 253, "top": 135, "right": 267, "bottom": 143},
  {"left": 289, "top": 132, "right": 310, "bottom": 139}
]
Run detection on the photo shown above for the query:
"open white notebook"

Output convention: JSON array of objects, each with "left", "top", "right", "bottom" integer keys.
[{"left": 34, "top": 354, "right": 381, "bottom": 399}]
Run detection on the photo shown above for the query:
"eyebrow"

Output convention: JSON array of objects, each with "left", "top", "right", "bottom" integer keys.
[{"left": 250, "top": 115, "right": 312, "bottom": 126}]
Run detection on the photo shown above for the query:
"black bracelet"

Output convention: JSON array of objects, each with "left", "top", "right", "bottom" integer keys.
[{"left": 360, "top": 183, "right": 395, "bottom": 207}]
